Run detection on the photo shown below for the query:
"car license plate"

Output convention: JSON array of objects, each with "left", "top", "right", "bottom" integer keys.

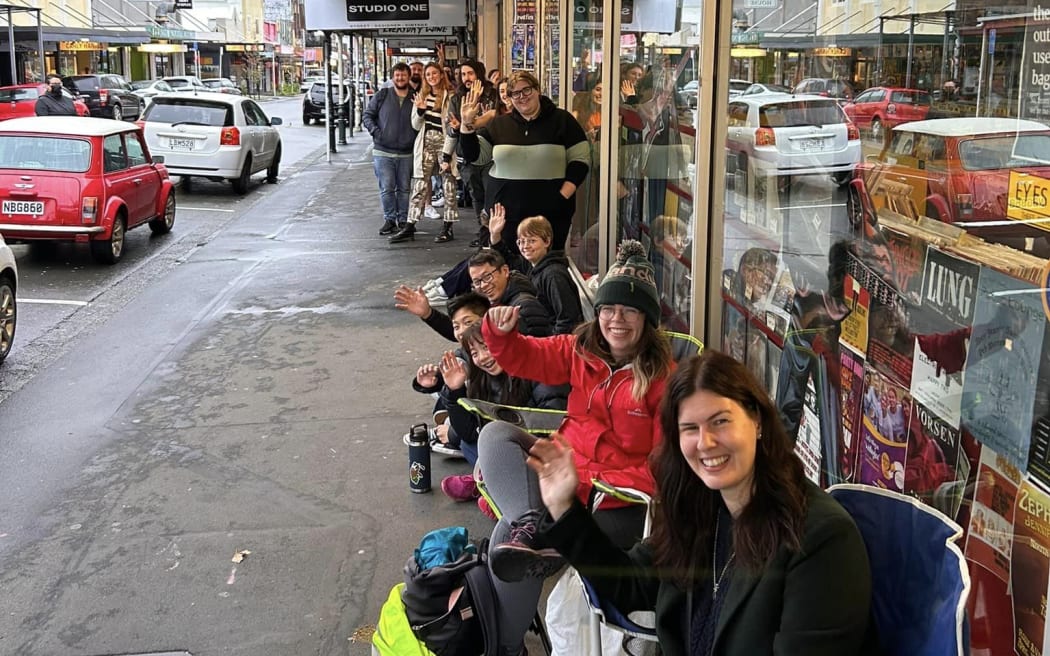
[
  {"left": 169, "top": 137, "right": 195, "bottom": 151},
  {"left": 797, "top": 138, "right": 825, "bottom": 152},
  {"left": 2, "top": 200, "right": 43, "bottom": 215}
]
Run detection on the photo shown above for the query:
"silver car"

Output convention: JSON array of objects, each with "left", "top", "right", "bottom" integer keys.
[{"left": 0, "top": 233, "right": 16, "bottom": 364}]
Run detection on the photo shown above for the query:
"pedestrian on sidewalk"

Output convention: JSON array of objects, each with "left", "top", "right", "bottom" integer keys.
[
  {"left": 363, "top": 63, "right": 417, "bottom": 236},
  {"left": 459, "top": 71, "right": 590, "bottom": 256},
  {"left": 36, "top": 77, "right": 76, "bottom": 116},
  {"left": 391, "top": 62, "right": 459, "bottom": 244},
  {"left": 447, "top": 60, "right": 501, "bottom": 248}
]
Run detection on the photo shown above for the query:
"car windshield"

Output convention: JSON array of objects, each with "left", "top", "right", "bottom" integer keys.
[
  {"left": 143, "top": 99, "right": 233, "bottom": 126},
  {"left": 889, "top": 90, "right": 930, "bottom": 105},
  {"left": 70, "top": 77, "right": 99, "bottom": 91},
  {"left": 166, "top": 79, "right": 193, "bottom": 89},
  {"left": 0, "top": 87, "right": 39, "bottom": 101},
  {"left": 0, "top": 136, "right": 91, "bottom": 172},
  {"left": 959, "top": 135, "right": 1050, "bottom": 170},
  {"left": 131, "top": 81, "right": 155, "bottom": 90},
  {"left": 759, "top": 100, "right": 844, "bottom": 127}
]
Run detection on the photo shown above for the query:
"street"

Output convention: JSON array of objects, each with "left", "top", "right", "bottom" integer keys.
[{"left": 0, "top": 96, "right": 490, "bottom": 656}]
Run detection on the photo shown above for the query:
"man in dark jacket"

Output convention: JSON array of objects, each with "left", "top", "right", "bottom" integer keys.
[
  {"left": 362, "top": 63, "right": 416, "bottom": 236},
  {"left": 467, "top": 249, "right": 552, "bottom": 337},
  {"left": 36, "top": 77, "right": 76, "bottom": 116},
  {"left": 459, "top": 70, "right": 589, "bottom": 256}
]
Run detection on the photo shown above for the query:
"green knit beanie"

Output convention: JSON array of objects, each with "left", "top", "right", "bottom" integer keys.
[{"left": 594, "top": 240, "right": 660, "bottom": 327}]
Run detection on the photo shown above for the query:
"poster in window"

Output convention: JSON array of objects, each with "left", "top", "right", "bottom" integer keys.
[
  {"left": 722, "top": 301, "right": 747, "bottom": 363},
  {"left": 961, "top": 268, "right": 1046, "bottom": 472},
  {"left": 857, "top": 369, "right": 911, "bottom": 491},
  {"left": 839, "top": 273, "right": 870, "bottom": 356},
  {"left": 794, "top": 379, "right": 822, "bottom": 484},
  {"left": 745, "top": 328, "right": 767, "bottom": 390},
  {"left": 904, "top": 400, "right": 969, "bottom": 520},
  {"left": 839, "top": 347, "right": 865, "bottom": 482},
  {"left": 965, "top": 446, "right": 1022, "bottom": 583},
  {"left": 1012, "top": 477, "right": 1050, "bottom": 656},
  {"left": 1026, "top": 329, "right": 1050, "bottom": 487},
  {"left": 766, "top": 340, "right": 782, "bottom": 401}
]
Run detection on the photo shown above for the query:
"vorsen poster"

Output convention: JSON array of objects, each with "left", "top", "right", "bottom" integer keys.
[{"left": 904, "top": 400, "right": 968, "bottom": 519}]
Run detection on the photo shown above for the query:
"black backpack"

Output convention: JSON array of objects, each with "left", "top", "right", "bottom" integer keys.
[{"left": 402, "top": 539, "right": 499, "bottom": 656}]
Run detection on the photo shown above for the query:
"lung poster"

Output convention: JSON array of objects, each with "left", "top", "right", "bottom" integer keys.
[{"left": 961, "top": 268, "right": 1046, "bottom": 472}]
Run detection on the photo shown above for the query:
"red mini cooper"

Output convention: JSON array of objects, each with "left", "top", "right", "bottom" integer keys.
[{"left": 0, "top": 116, "right": 175, "bottom": 263}]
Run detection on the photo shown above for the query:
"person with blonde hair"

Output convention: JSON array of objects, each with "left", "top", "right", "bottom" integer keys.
[{"left": 459, "top": 70, "right": 590, "bottom": 256}]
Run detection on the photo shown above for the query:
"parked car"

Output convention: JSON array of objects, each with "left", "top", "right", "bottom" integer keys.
[
  {"left": 346, "top": 79, "right": 377, "bottom": 105},
  {"left": 842, "top": 86, "right": 931, "bottom": 142},
  {"left": 300, "top": 75, "right": 325, "bottom": 94},
  {"left": 62, "top": 74, "right": 143, "bottom": 121},
  {"left": 728, "top": 79, "right": 751, "bottom": 98},
  {"left": 851, "top": 117, "right": 1050, "bottom": 254},
  {"left": 741, "top": 83, "right": 793, "bottom": 96},
  {"left": 130, "top": 79, "right": 175, "bottom": 108},
  {"left": 680, "top": 80, "right": 698, "bottom": 108},
  {"left": 163, "top": 76, "right": 209, "bottom": 93},
  {"left": 139, "top": 92, "right": 282, "bottom": 194},
  {"left": 0, "top": 83, "right": 89, "bottom": 119},
  {"left": 792, "top": 78, "right": 855, "bottom": 103},
  {"left": 302, "top": 82, "right": 351, "bottom": 125},
  {"left": 0, "top": 232, "right": 14, "bottom": 364},
  {"left": 725, "top": 93, "right": 861, "bottom": 190},
  {"left": 202, "top": 77, "right": 242, "bottom": 95},
  {"left": 0, "top": 116, "right": 175, "bottom": 264}
]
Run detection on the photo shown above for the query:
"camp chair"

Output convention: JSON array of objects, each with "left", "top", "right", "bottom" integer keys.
[{"left": 827, "top": 484, "right": 970, "bottom": 656}]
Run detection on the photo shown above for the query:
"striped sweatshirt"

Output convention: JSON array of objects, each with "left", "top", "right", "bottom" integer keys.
[{"left": 460, "top": 95, "right": 590, "bottom": 252}]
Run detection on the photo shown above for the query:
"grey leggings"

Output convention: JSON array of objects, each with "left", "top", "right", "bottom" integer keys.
[{"left": 478, "top": 421, "right": 646, "bottom": 655}]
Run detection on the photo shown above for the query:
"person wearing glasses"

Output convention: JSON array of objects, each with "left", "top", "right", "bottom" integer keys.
[
  {"left": 466, "top": 249, "right": 552, "bottom": 338},
  {"left": 470, "top": 240, "right": 674, "bottom": 656},
  {"left": 458, "top": 71, "right": 590, "bottom": 256},
  {"left": 488, "top": 203, "right": 583, "bottom": 334}
]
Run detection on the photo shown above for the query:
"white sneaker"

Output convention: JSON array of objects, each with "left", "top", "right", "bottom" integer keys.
[
  {"left": 422, "top": 277, "right": 444, "bottom": 292},
  {"left": 432, "top": 196, "right": 445, "bottom": 208},
  {"left": 424, "top": 206, "right": 441, "bottom": 220},
  {"left": 426, "top": 287, "right": 448, "bottom": 304}
]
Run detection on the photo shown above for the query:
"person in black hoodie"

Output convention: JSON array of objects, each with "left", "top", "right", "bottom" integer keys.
[
  {"left": 36, "top": 77, "right": 76, "bottom": 116},
  {"left": 467, "top": 249, "right": 553, "bottom": 337},
  {"left": 488, "top": 206, "right": 583, "bottom": 335},
  {"left": 459, "top": 71, "right": 589, "bottom": 256}
]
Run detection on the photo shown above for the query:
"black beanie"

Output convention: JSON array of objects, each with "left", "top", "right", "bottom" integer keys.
[{"left": 594, "top": 240, "right": 660, "bottom": 327}]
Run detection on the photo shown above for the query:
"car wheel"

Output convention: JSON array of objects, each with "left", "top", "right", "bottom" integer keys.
[
  {"left": 111, "top": 104, "right": 122, "bottom": 121},
  {"left": 266, "top": 145, "right": 281, "bottom": 184},
  {"left": 302, "top": 112, "right": 311, "bottom": 125},
  {"left": 870, "top": 117, "right": 882, "bottom": 142},
  {"left": 91, "top": 213, "right": 125, "bottom": 264},
  {"left": 149, "top": 192, "right": 176, "bottom": 234},
  {"left": 847, "top": 186, "right": 865, "bottom": 229},
  {"left": 0, "top": 274, "right": 15, "bottom": 365},
  {"left": 232, "top": 155, "right": 252, "bottom": 195}
]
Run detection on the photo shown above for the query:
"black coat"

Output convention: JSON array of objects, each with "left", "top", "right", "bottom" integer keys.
[
  {"left": 529, "top": 251, "right": 584, "bottom": 334},
  {"left": 500, "top": 272, "right": 553, "bottom": 338},
  {"left": 35, "top": 92, "right": 76, "bottom": 116}
]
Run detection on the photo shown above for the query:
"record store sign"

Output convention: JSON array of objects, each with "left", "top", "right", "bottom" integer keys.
[{"left": 346, "top": 0, "right": 429, "bottom": 21}]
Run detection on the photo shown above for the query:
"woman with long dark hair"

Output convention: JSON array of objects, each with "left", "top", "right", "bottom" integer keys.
[{"left": 528, "top": 350, "right": 879, "bottom": 655}]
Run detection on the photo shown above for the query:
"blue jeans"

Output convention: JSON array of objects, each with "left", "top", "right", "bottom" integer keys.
[{"left": 373, "top": 154, "right": 411, "bottom": 224}]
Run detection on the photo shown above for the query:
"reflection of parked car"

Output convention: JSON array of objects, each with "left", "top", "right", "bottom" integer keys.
[
  {"left": 0, "top": 117, "right": 175, "bottom": 263},
  {"left": 302, "top": 81, "right": 351, "bottom": 125},
  {"left": 842, "top": 87, "right": 931, "bottom": 141},
  {"left": 726, "top": 94, "right": 861, "bottom": 189},
  {"left": 792, "top": 78, "right": 855, "bottom": 103},
  {"left": 0, "top": 84, "right": 89, "bottom": 119},
  {"left": 729, "top": 79, "right": 751, "bottom": 98},
  {"left": 140, "top": 93, "right": 282, "bottom": 195},
  {"left": 741, "top": 83, "right": 792, "bottom": 96},
  {"left": 163, "top": 76, "right": 209, "bottom": 93},
  {"left": 202, "top": 78, "right": 242, "bottom": 95},
  {"left": 0, "top": 232, "right": 15, "bottom": 364},
  {"left": 300, "top": 75, "right": 325, "bottom": 94},
  {"left": 62, "top": 74, "right": 143, "bottom": 121},
  {"left": 130, "top": 79, "right": 175, "bottom": 108},
  {"left": 680, "top": 80, "right": 699, "bottom": 107},
  {"left": 851, "top": 117, "right": 1050, "bottom": 254}
]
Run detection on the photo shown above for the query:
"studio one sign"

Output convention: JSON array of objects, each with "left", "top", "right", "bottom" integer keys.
[{"left": 346, "top": 0, "right": 429, "bottom": 21}]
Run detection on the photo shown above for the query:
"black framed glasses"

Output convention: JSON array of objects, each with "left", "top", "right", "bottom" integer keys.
[
  {"left": 471, "top": 269, "right": 498, "bottom": 288},
  {"left": 508, "top": 86, "right": 536, "bottom": 100}
]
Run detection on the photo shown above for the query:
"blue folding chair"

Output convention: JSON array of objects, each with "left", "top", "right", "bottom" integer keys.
[{"left": 827, "top": 484, "right": 970, "bottom": 656}]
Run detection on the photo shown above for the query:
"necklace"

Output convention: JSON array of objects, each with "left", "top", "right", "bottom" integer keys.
[{"left": 712, "top": 514, "right": 736, "bottom": 599}]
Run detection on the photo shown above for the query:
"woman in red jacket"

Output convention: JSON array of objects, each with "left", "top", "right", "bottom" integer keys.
[{"left": 476, "top": 240, "right": 674, "bottom": 656}]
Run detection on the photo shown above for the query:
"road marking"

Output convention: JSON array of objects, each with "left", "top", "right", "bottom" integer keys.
[
  {"left": 179, "top": 207, "right": 236, "bottom": 213},
  {"left": 20, "top": 298, "right": 89, "bottom": 306}
]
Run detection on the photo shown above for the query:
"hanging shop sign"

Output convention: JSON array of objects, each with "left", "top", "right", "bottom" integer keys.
[
  {"left": 813, "top": 46, "right": 852, "bottom": 57},
  {"left": 306, "top": 0, "right": 463, "bottom": 28},
  {"left": 225, "top": 44, "right": 268, "bottom": 52},
  {"left": 137, "top": 43, "right": 188, "bottom": 53},
  {"left": 731, "top": 31, "right": 762, "bottom": 45},
  {"left": 376, "top": 26, "right": 453, "bottom": 36},
  {"left": 146, "top": 25, "right": 195, "bottom": 40},
  {"left": 174, "top": 0, "right": 193, "bottom": 9},
  {"left": 59, "top": 41, "right": 106, "bottom": 51},
  {"left": 573, "top": 0, "right": 633, "bottom": 25}
]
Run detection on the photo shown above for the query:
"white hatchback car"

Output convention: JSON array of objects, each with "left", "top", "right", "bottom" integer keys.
[
  {"left": 139, "top": 92, "right": 283, "bottom": 194},
  {"left": 726, "top": 93, "right": 861, "bottom": 188},
  {"left": 0, "top": 232, "right": 16, "bottom": 364}
]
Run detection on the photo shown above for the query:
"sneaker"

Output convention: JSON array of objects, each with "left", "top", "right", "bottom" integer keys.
[
  {"left": 441, "top": 474, "right": 480, "bottom": 501},
  {"left": 379, "top": 219, "right": 397, "bottom": 236},
  {"left": 490, "top": 510, "right": 565, "bottom": 582},
  {"left": 422, "top": 277, "right": 444, "bottom": 292},
  {"left": 430, "top": 434, "right": 464, "bottom": 458},
  {"left": 426, "top": 287, "right": 448, "bottom": 304},
  {"left": 424, "top": 205, "right": 441, "bottom": 220},
  {"left": 478, "top": 496, "right": 498, "bottom": 521},
  {"left": 432, "top": 196, "right": 446, "bottom": 208},
  {"left": 433, "top": 409, "right": 449, "bottom": 425}
]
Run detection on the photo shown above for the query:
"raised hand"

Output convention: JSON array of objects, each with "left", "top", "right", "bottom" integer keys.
[
  {"left": 486, "top": 305, "right": 519, "bottom": 334},
  {"left": 488, "top": 203, "right": 506, "bottom": 242},
  {"left": 621, "top": 79, "right": 636, "bottom": 99},
  {"left": 416, "top": 363, "right": 440, "bottom": 388},
  {"left": 414, "top": 91, "right": 428, "bottom": 109},
  {"left": 461, "top": 99, "right": 479, "bottom": 126},
  {"left": 526, "top": 434, "right": 579, "bottom": 520},
  {"left": 448, "top": 113, "right": 461, "bottom": 130},
  {"left": 394, "top": 284, "right": 432, "bottom": 318},
  {"left": 440, "top": 350, "right": 467, "bottom": 390}
]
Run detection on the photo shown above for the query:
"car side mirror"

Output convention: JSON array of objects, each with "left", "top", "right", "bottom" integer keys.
[
  {"left": 269, "top": 117, "right": 283, "bottom": 126},
  {"left": 152, "top": 155, "right": 165, "bottom": 164}
]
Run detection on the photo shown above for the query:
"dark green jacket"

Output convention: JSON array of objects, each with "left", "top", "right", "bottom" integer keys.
[{"left": 542, "top": 482, "right": 880, "bottom": 656}]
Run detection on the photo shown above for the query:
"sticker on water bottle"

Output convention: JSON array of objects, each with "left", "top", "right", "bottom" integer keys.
[{"left": 410, "top": 461, "right": 428, "bottom": 486}]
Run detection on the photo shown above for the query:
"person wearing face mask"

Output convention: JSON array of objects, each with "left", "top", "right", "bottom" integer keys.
[
  {"left": 36, "top": 77, "right": 76, "bottom": 116},
  {"left": 459, "top": 71, "right": 589, "bottom": 256}
]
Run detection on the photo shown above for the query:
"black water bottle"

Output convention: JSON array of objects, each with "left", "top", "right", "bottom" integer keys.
[{"left": 407, "top": 422, "right": 432, "bottom": 493}]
